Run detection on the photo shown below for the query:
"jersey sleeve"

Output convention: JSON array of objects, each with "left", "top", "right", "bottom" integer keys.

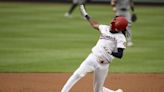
[
  {"left": 98, "top": 25, "right": 109, "bottom": 34},
  {"left": 116, "top": 34, "right": 126, "bottom": 49}
]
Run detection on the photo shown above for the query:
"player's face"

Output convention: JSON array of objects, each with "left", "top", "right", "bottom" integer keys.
[
  {"left": 115, "top": 29, "right": 119, "bottom": 32},
  {"left": 109, "top": 22, "right": 122, "bottom": 32},
  {"left": 109, "top": 20, "right": 117, "bottom": 32}
]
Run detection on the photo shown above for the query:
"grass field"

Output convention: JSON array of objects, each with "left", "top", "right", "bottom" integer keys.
[{"left": 0, "top": 2, "right": 164, "bottom": 73}]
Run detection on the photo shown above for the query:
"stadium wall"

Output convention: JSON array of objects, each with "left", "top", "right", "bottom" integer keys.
[{"left": 0, "top": 0, "right": 164, "bottom": 5}]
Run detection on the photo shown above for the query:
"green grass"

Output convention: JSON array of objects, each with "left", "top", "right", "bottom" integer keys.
[{"left": 0, "top": 2, "right": 164, "bottom": 73}]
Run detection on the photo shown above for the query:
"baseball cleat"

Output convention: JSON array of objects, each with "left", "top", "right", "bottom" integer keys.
[
  {"left": 115, "top": 89, "right": 123, "bottom": 92},
  {"left": 64, "top": 12, "right": 72, "bottom": 18}
]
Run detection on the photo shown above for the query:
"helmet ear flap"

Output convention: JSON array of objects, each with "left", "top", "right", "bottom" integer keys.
[{"left": 111, "top": 17, "right": 116, "bottom": 31}]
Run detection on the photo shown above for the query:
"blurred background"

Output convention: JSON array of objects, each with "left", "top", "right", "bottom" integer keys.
[{"left": 1, "top": 0, "right": 164, "bottom": 4}]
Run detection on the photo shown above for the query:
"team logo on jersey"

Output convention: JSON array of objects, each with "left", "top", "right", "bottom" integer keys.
[{"left": 100, "top": 34, "right": 116, "bottom": 41}]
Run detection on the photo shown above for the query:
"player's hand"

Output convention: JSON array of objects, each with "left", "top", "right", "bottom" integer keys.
[
  {"left": 131, "top": 13, "right": 137, "bottom": 22},
  {"left": 112, "top": 7, "right": 116, "bottom": 12},
  {"left": 79, "top": 4, "right": 99, "bottom": 30}
]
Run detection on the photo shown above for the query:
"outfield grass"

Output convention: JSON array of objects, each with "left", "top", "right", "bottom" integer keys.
[{"left": 0, "top": 2, "right": 164, "bottom": 73}]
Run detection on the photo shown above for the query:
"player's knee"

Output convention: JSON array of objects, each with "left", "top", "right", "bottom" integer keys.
[
  {"left": 73, "top": 67, "right": 89, "bottom": 78},
  {"left": 73, "top": 72, "right": 86, "bottom": 78}
]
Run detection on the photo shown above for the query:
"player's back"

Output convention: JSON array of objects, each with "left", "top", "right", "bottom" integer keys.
[{"left": 116, "top": 0, "right": 130, "bottom": 10}]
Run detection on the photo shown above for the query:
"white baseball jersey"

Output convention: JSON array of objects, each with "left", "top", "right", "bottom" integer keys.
[{"left": 92, "top": 25, "right": 126, "bottom": 63}]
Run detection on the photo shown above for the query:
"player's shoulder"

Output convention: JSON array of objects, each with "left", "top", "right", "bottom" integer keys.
[
  {"left": 98, "top": 25, "right": 110, "bottom": 32},
  {"left": 116, "top": 33, "right": 126, "bottom": 41},
  {"left": 99, "top": 24, "right": 109, "bottom": 28}
]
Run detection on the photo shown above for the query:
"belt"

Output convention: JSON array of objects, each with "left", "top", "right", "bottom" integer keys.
[
  {"left": 91, "top": 52, "right": 110, "bottom": 64},
  {"left": 120, "top": 8, "right": 128, "bottom": 11}
]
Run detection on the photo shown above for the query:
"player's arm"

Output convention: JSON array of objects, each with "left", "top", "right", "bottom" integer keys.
[
  {"left": 80, "top": 4, "right": 99, "bottom": 30},
  {"left": 86, "top": 15, "right": 99, "bottom": 30},
  {"left": 111, "top": 48, "right": 124, "bottom": 59},
  {"left": 130, "top": 0, "right": 135, "bottom": 12},
  {"left": 130, "top": 0, "right": 137, "bottom": 22}
]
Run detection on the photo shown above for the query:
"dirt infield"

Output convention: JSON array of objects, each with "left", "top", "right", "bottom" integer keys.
[{"left": 0, "top": 73, "right": 164, "bottom": 92}]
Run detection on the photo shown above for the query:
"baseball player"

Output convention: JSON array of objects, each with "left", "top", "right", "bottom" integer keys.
[
  {"left": 111, "top": 0, "right": 136, "bottom": 47},
  {"left": 64, "top": 0, "right": 87, "bottom": 17},
  {"left": 61, "top": 5, "right": 128, "bottom": 92}
]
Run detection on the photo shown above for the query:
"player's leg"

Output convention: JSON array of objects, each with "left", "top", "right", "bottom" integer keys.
[
  {"left": 61, "top": 54, "right": 95, "bottom": 92},
  {"left": 61, "top": 71, "right": 82, "bottom": 92},
  {"left": 64, "top": 0, "right": 78, "bottom": 17},
  {"left": 64, "top": 3, "right": 78, "bottom": 17},
  {"left": 68, "top": 4, "right": 78, "bottom": 15},
  {"left": 93, "top": 63, "right": 113, "bottom": 92},
  {"left": 126, "top": 22, "right": 133, "bottom": 47},
  {"left": 125, "top": 11, "right": 133, "bottom": 47},
  {"left": 93, "top": 62, "right": 119, "bottom": 92}
]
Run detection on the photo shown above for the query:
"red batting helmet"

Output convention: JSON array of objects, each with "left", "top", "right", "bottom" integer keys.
[{"left": 111, "top": 16, "right": 128, "bottom": 32}]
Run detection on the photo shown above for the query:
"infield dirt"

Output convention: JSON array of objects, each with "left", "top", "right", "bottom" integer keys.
[{"left": 0, "top": 73, "right": 164, "bottom": 92}]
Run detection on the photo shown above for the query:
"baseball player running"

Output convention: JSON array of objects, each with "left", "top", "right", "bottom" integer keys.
[
  {"left": 64, "top": 0, "right": 87, "bottom": 17},
  {"left": 61, "top": 4, "right": 128, "bottom": 92},
  {"left": 111, "top": 0, "right": 136, "bottom": 47}
]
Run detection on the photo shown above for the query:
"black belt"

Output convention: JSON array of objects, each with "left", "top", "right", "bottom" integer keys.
[{"left": 120, "top": 8, "right": 128, "bottom": 11}]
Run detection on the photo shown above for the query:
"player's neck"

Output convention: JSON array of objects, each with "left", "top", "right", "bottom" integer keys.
[{"left": 110, "top": 30, "right": 119, "bottom": 34}]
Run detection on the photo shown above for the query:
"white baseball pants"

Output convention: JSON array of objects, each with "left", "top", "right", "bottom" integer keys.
[{"left": 61, "top": 53, "right": 115, "bottom": 92}]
